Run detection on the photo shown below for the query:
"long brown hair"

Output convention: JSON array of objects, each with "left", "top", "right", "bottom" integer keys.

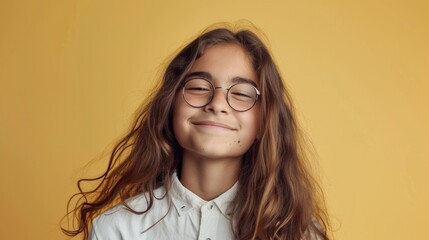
[{"left": 63, "top": 25, "right": 330, "bottom": 240}]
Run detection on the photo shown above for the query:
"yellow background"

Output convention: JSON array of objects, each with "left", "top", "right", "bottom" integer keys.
[{"left": 1, "top": 0, "right": 428, "bottom": 239}]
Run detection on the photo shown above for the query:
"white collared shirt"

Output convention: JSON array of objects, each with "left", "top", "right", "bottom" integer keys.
[{"left": 90, "top": 173, "right": 238, "bottom": 240}]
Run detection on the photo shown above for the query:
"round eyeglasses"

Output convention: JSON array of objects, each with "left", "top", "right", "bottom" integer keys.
[{"left": 182, "top": 78, "right": 260, "bottom": 112}]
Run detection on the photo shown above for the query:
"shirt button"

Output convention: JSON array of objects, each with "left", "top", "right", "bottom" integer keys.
[
  {"left": 209, "top": 204, "right": 213, "bottom": 209},
  {"left": 206, "top": 238, "right": 211, "bottom": 240}
]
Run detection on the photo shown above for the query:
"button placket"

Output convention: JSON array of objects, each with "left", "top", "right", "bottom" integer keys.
[{"left": 198, "top": 202, "right": 219, "bottom": 240}]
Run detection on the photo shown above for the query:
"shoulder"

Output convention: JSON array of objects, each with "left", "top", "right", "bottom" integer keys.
[{"left": 90, "top": 187, "right": 170, "bottom": 240}]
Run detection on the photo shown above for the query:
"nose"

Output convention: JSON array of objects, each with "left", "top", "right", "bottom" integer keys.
[{"left": 204, "top": 87, "right": 230, "bottom": 114}]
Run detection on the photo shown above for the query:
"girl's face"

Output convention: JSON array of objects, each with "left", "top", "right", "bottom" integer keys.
[{"left": 173, "top": 43, "right": 260, "bottom": 161}]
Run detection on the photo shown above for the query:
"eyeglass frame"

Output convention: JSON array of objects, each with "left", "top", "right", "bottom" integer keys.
[{"left": 181, "top": 77, "right": 261, "bottom": 112}]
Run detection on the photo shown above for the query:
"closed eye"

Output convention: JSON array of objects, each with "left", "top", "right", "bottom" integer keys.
[
  {"left": 231, "top": 92, "right": 252, "bottom": 97},
  {"left": 230, "top": 91, "right": 254, "bottom": 102},
  {"left": 187, "top": 87, "right": 211, "bottom": 91}
]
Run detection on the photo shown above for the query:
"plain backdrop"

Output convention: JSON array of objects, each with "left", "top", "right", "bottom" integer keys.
[{"left": 1, "top": 0, "right": 428, "bottom": 239}]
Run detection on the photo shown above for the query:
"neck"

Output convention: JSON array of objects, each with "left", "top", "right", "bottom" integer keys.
[{"left": 180, "top": 152, "right": 241, "bottom": 201}]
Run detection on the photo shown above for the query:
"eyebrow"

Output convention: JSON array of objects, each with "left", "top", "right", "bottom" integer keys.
[{"left": 184, "top": 71, "right": 258, "bottom": 87}]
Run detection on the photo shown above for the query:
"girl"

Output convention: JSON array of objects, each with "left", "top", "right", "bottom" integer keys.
[{"left": 63, "top": 25, "right": 330, "bottom": 240}]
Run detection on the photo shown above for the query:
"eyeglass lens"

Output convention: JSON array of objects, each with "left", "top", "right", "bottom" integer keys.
[{"left": 183, "top": 78, "right": 258, "bottom": 112}]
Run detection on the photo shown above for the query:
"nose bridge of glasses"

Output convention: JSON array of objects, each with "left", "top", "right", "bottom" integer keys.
[
  {"left": 211, "top": 86, "right": 229, "bottom": 101},
  {"left": 214, "top": 86, "right": 228, "bottom": 92}
]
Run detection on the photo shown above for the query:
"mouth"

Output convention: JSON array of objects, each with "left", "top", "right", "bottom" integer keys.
[{"left": 192, "top": 121, "right": 236, "bottom": 131}]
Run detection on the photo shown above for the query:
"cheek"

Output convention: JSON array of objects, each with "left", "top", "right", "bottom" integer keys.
[
  {"left": 247, "top": 107, "right": 261, "bottom": 135},
  {"left": 236, "top": 111, "right": 261, "bottom": 148},
  {"left": 172, "top": 94, "right": 194, "bottom": 146}
]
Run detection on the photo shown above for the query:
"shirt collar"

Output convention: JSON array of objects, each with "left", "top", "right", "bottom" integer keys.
[{"left": 170, "top": 172, "right": 238, "bottom": 218}]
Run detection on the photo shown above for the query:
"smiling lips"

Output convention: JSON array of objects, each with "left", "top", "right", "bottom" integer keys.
[{"left": 192, "top": 121, "right": 236, "bottom": 131}]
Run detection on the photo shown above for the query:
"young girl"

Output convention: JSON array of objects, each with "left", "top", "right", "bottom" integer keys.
[{"left": 64, "top": 25, "right": 330, "bottom": 240}]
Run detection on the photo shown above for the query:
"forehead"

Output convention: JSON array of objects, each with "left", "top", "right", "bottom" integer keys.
[{"left": 189, "top": 43, "right": 258, "bottom": 85}]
